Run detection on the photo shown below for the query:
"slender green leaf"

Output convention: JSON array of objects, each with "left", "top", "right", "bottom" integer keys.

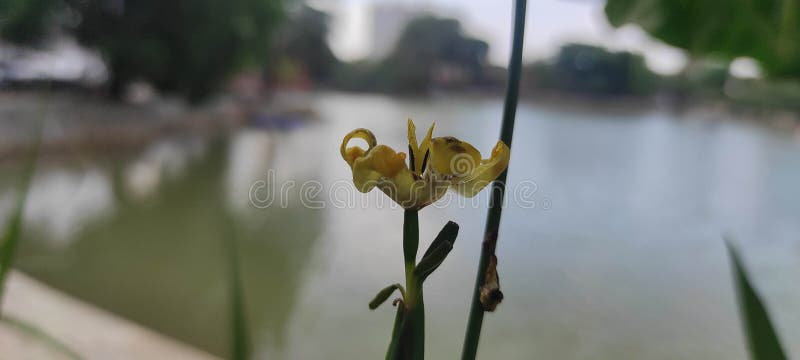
[
  {"left": 414, "top": 240, "right": 454, "bottom": 283},
  {"left": 1, "top": 315, "right": 82, "bottom": 359},
  {"left": 0, "top": 134, "right": 40, "bottom": 312},
  {"left": 223, "top": 218, "right": 250, "bottom": 360},
  {"left": 421, "top": 221, "right": 458, "bottom": 260},
  {"left": 726, "top": 242, "right": 787, "bottom": 360},
  {"left": 370, "top": 283, "right": 404, "bottom": 310},
  {"left": 386, "top": 301, "right": 406, "bottom": 360}
]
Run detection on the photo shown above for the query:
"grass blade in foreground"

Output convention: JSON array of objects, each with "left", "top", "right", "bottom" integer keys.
[
  {"left": 461, "top": 0, "right": 526, "bottom": 359},
  {"left": 0, "top": 137, "right": 40, "bottom": 313},
  {"left": 1, "top": 315, "right": 83, "bottom": 360},
  {"left": 223, "top": 218, "right": 250, "bottom": 360},
  {"left": 726, "top": 242, "right": 787, "bottom": 360}
]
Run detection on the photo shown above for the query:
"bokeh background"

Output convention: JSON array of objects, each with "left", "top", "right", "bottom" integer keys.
[{"left": 1, "top": 0, "right": 799, "bottom": 359}]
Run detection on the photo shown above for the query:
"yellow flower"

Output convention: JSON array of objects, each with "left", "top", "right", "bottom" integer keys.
[{"left": 340, "top": 119, "right": 510, "bottom": 209}]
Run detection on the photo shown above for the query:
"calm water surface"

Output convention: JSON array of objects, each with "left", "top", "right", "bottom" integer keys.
[{"left": 3, "top": 93, "right": 800, "bottom": 359}]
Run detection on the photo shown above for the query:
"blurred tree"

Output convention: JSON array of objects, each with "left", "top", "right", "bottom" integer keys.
[
  {"left": 268, "top": 4, "right": 338, "bottom": 85},
  {"left": 0, "top": 0, "right": 71, "bottom": 44},
  {"left": 605, "top": 0, "right": 800, "bottom": 79},
  {"left": 524, "top": 44, "right": 658, "bottom": 96},
  {"left": 377, "top": 15, "right": 489, "bottom": 93},
  {"left": 0, "top": 0, "right": 284, "bottom": 102}
]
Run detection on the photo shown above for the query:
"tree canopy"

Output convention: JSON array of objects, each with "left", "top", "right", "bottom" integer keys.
[
  {"left": 1, "top": 0, "right": 284, "bottom": 101},
  {"left": 269, "top": 4, "right": 339, "bottom": 84},
  {"left": 605, "top": 0, "right": 800, "bottom": 79},
  {"left": 378, "top": 15, "right": 490, "bottom": 92},
  {"left": 550, "top": 44, "right": 656, "bottom": 96}
]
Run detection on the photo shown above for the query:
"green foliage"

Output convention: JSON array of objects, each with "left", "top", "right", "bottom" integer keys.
[
  {"left": 525, "top": 43, "right": 659, "bottom": 96},
  {"left": 726, "top": 243, "right": 787, "bottom": 360},
  {"left": 331, "top": 60, "right": 383, "bottom": 92},
  {"left": 269, "top": 4, "right": 339, "bottom": 84},
  {"left": 329, "top": 14, "right": 494, "bottom": 94},
  {"left": 0, "top": 0, "right": 66, "bottom": 44},
  {"left": 605, "top": 0, "right": 800, "bottom": 79},
  {"left": 1, "top": 0, "right": 284, "bottom": 102},
  {"left": 332, "top": 15, "right": 489, "bottom": 94}
]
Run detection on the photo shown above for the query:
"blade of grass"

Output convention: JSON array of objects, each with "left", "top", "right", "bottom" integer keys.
[
  {"left": 461, "top": 0, "right": 526, "bottom": 359},
  {"left": 1, "top": 315, "right": 83, "bottom": 360},
  {"left": 386, "top": 300, "right": 406, "bottom": 360},
  {"left": 0, "top": 130, "right": 41, "bottom": 313},
  {"left": 726, "top": 241, "right": 787, "bottom": 360},
  {"left": 223, "top": 218, "right": 250, "bottom": 360}
]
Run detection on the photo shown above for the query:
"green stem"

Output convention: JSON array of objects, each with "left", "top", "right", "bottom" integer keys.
[
  {"left": 223, "top": 218, "right": 249, "bottom": 360},
  {"left": 386, "top": 302, "right": 406, "bottom": 360},
  {"left": 461, "top": 0, "right": 526, "bottom": 359},
  {"left": 401, "top": 209, "right": 424, "bottom": 360},
  {"left": 403, "top": 210, "right": 419, "bottom": 265},
  {"left": 0, "top": 122, "right": 41, "bottom": 313}
]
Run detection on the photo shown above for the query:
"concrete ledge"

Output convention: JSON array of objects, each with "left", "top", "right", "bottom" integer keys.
[{"left": 1, "top": 271, "right": 219, "bottom": 360}]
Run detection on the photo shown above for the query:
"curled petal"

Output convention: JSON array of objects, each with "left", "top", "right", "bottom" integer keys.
[
  {"left": 341, "top": 128, "right": 377, "bottom": 167},
  {"left": 451, "top": 141, "right": 510, "bottom": 198}
]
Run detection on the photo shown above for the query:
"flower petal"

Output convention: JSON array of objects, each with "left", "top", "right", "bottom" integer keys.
[
  {"left": 407, "top": 119, "right": 435, "bottom": 174},
  {"left": 351, "top": 145, "right": 407, "bottom": 192},
  {"left": 407, "top": 119, "right": 419, "bottom": 157},
  {"left": 451, "top": 141, "right": 510, "bottom": 198},
  {"left": 429, "top": 136, "right": 481, "bottom": 177},
  {"left": 341, "top": 128, "right": 377, "bottom": 167}
]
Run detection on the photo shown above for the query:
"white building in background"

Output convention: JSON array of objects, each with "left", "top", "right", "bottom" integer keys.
[
  {"left": 0, "top": 36, "right": 107, "bottom": 86},
  {"left": 370, "top": 2, "right": 429, "bottom": 60}
]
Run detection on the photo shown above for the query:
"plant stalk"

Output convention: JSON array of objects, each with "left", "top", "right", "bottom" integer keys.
[
  {"left": 223, "top": 218, "right": 249, "bottom": 360},
  {"left": 461, "top": 0, "right": 527, "bottom": 359},
  {"left": 392, "top": 209, "right": 424, "bottom": 360},
  {"left": 0, "top": 122, "right": 41, "bottom": 314}
]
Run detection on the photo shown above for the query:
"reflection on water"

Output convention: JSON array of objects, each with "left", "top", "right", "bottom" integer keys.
[
  {"left": 11, "top": 133, "right": 324, "bottom": 357},
  {"left": 24, "top": 167, "right": 115, "bottom": 246},
  {"left": 3, "top": 93, "right": 800, "bottom": 359},
  {"left": 124, "top": 137, "right": 207, "bottom": 200}
]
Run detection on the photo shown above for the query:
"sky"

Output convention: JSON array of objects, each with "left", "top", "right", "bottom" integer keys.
[{"left": 315, "top": 0, "right": 689, "bottom": 75}]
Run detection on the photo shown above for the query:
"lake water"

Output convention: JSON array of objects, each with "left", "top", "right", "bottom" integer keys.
[{"left": 3, "top": 92, "right": 800, "bottom": 359}]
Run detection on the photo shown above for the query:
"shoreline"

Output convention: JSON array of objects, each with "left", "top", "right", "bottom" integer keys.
[
  {"left": 1, "top": 271, "right": 219, "bottom": 359},
  {"left": 1, "top": 89, "right": 798, "bottom": 163}
]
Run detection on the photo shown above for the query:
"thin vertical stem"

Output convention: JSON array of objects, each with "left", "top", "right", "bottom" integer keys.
[
  {"left": 0, "top": 121, "right": 41, "bottom": 314},
  {"left": 461, "top": 0, "right": 527, "bottom": 359},
  {"left": 404, "top": 210, "right": 419, "bottom": 266},
  {"left": 224, "top": 218, "right": 250, "bottom": 360},
  {"left": 401, "top": 209, "right": 424, "bottom": 359}
]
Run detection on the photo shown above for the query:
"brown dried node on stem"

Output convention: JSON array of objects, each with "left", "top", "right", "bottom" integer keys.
[{"left": 479, "top": 255, "right": 504, "bottom": 311}]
